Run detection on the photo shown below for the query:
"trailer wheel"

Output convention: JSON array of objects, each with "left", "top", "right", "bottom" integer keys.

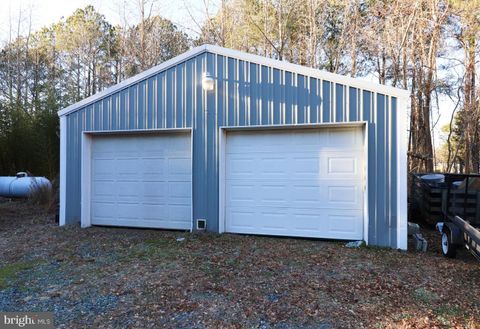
[{"left": 441, "top": 231, "right": 457, "bottom": 258}]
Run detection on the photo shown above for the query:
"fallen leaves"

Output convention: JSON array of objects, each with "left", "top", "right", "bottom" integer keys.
[{"left": 0, "top": 198, "right": 479, "bottom": 328}]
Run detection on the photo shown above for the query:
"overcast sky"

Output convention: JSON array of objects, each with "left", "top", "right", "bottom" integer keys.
[{"left": 0, "top": 0, "right": 454, "bottom": 147}]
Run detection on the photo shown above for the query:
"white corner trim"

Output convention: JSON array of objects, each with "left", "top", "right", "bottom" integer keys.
[
  {"left": 397, "top": 95, "right": 409, "bottom": 250},
  {"left": 190, "top": 131, "right": 194, "bottom": 233},
  {"left": 59, "top": 116, "right": 67, "bottom": 226},
  {"left": 81, "top": 133, "right": 92, "bottom": 228},
  {"left": 58, "top": 44, "right": 409, "bottom": 118}
]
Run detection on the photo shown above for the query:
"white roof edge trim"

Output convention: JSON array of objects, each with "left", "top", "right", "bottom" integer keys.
[
  {"left": 58, "top": 45, "right": 209, "bottom": 117},
  {"left": 59, "top": 44, "right": 409, "bottom": 117},
  {"left": 205, "top": 44, "right": 410, "bottom": 99}
]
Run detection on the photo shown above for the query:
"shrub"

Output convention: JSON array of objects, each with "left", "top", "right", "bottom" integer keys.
[{"left": 28, "top": 176, "right": 58, "bottom": 213}]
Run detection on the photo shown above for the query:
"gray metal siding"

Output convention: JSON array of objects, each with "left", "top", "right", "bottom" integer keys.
[{"left": 65, "top": 50, "right": 400, "bottom": 247}]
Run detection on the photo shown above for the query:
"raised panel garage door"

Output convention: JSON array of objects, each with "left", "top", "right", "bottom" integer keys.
[
  {"left": 90, "top": 133, "right": 191, "bottom": 230},
  {"left": 225, "top": 128, "right": 364, "bottom": 240}
]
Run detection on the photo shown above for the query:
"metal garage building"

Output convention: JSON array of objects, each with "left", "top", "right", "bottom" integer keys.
[{"left": 58, "top": 45, "right": 409, "bottom": 249}]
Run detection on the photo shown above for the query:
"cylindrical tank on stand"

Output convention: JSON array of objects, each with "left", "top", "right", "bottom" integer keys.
[{"left": 0, "top": 172, "right": 52, "bottom": 198}]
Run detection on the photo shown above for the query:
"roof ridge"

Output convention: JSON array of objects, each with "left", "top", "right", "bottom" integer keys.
[{"left": 59, "top": 44, "right": 409, "bottom": 117}]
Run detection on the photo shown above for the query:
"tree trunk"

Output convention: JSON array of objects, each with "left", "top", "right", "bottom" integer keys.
[{"left": 463, "top": 36, "right": 478, "bottom": 173}]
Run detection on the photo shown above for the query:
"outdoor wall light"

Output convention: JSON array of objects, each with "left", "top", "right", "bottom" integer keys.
[{"left": 202, "top": 73, "right": 215, "bottom": 91}]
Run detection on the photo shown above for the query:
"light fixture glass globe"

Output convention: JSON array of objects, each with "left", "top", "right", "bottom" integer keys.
[{"left": 202, "top": 73, "right": 215, "bottom": 91}]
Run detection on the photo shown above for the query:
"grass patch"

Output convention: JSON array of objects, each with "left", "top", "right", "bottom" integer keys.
[
  {"left": 120, "top": 240, "right": 180, "bottom": 262},
  {"left": 373, "top": 323, "right": 385, "bottom": 329},
  {"left": 414, "top": 287, "right": 439, "bottom": 304},
  {"left": 0, "top": 261, "right": 42, "bottom": 289},
  {"left": 200, "top": 261, "right": 223, "bottom": 277},
  {"left": 434, "top": 304, "right": 464, "bottom": 318},
  {"left": 392, "top": 312, "right": 414, "bottom": 321}
]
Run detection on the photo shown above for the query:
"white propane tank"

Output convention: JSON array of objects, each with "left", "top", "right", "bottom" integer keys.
[{"left": 0, "top": 172, "right": 52, "bottom": 198}]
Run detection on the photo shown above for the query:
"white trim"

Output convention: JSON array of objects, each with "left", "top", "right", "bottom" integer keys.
[
  {"left": 220, "top": 121, "right": 366, "bottom": 132},
  {"left": 397, "top": 95, "right": 409, "bottom": 250},
  {"left": 59, "top": 116, "right": 67, "bottom": 226},
  {"left": 363, "top": 123, "right": 369, "bottom": 245},
  {"left": 80, "top": 128, "right": 193, "bottom": 229},
  {"left": 190, "top": 131, "right": 194, "bottom": 233},
  {"left": 82, "top": 128, "right": 191, "bottom": 135},
  {"left": 81, "top": 133, "right": 92, "bottom": 228},
  {"left": 218, "top": 122, "right": 368, "bottom": 242},
  {"left": 58, "top": 45, "right": 208, "bottom": 117},
  {"left": 206, "top": 45, "right": 409, "bottom": 98},
  {"left": 218, "top": 127, "right": 227, "bottom": 233},
  {"left": 58, "top": 45, "right": 409, "bottom": 118}
]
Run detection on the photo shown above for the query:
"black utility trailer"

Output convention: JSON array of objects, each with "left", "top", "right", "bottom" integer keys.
[
  {"left": 438, "top": 216, "right": 480, "bottom": 260},
  {"left": 410, "top": 173, "right": 480, "bottom": 225},
  {"left": 434, "top": 174, "right": 480, "bottom": 260}
]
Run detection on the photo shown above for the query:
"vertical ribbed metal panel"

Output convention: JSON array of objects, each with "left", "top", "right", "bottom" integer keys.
[{"left": 64, "top": 50, "right": 400, "bottom": 247}]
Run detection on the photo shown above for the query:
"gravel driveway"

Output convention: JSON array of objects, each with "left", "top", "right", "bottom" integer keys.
[{"left": 0, "top": 199, "right": 479, "bottom": 328}]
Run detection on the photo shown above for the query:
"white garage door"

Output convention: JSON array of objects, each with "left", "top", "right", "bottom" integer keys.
[
  {"left": 90, "top": 133, "right": 191, "bottom": 230},
  {"left": 224, "top": 128, "right": 364, "bottom": 240}
]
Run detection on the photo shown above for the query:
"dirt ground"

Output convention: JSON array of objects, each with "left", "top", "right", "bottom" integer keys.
[{"left": 0, "top": 198, "right": 479, "bottom": 328}]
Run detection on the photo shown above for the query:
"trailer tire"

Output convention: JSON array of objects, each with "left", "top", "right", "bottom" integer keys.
[{"left": 441, "top": 231, "right": 457, "bottom": 258}]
